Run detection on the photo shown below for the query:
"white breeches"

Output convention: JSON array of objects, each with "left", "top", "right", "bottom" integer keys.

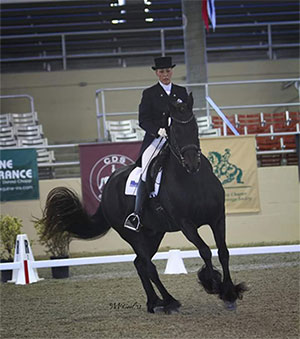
[{"left": 141, "top": 137, "right": 166, "bottom": 181}]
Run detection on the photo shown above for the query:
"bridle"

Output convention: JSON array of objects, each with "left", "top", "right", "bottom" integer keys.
[
  {"left": 171, "top": 114, "right": 195, "bottom": 124},
  {"left": 168, "top": 111, "right": 201, "bottom": 172}
]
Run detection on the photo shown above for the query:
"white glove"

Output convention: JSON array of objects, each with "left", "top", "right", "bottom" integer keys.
[{"left": 158, "top": 128, "right": 167, "bottom": 138}]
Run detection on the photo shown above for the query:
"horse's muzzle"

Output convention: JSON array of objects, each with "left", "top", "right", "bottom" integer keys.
[{"left": 185, "top": 157, "right": 201, "bottom": 174}]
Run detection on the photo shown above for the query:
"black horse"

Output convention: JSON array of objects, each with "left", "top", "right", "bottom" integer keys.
[{"left": 43, "top": 94, "right": 246, "bottom": 314}]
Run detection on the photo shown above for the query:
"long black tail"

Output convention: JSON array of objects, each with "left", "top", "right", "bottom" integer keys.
[{"left": 42, "top": 187, "right": 111, "bottom": 239}]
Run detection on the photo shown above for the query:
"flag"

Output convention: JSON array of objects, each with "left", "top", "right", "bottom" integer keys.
[
  {"left": 201, "top": 0, "right": 209, "bottom": 31},
  {"left": 207, "top": 0, "right": 216, "bottom": 31},
  {"left": 202, "top": 0, "right": 216, "bottom": 32}
]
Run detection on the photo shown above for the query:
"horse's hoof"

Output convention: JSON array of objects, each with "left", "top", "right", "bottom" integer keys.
[
  {"left": 224, "top": 301, "right": 237, "bottom": 311},
  {"left": 165, "top": 307, "right": 180, "bottom": 315},
  {"left": 163, "top": 299, "right": 181, "bottom": 314},
  {"left": 153, "top": 306, "right": 164, "bottom": 314}
]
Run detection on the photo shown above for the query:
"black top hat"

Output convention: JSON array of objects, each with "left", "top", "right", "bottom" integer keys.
[{"left": 152, "top": 56, "right": 176, "bottom": 70}]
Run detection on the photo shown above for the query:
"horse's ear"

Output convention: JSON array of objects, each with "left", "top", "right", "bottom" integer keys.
[{"left": 187, "top": 92, "right": 194, "bottom": 110}]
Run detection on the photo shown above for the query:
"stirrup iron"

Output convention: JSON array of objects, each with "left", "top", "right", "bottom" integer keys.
[{"left": 124, "top": 213, "right": 141, "bottom": 232}]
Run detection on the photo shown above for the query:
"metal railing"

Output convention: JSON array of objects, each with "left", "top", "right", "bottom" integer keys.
[
  {"left": 1, "top": 21, "right": 299, "bottom": 70},
  {"left": 0, "top": 94, "right": 35, "bottom": 114},
  {"left": 96, "top": 78, "right": 300, "bottom": 140},
  {"left": 1, "top": 78, "right": 299, "bottom": 175},
  {"left": 1, "top": 137, "right": 298, "bottom": 172}
]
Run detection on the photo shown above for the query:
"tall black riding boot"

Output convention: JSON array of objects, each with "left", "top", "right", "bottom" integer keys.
[{"left": 124, "top": 180, "right": 147, "bottom": 231}]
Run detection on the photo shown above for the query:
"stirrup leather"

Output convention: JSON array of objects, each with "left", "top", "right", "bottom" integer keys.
[{"left": 124, "top": 213, "right": 141, "bottom": 232}]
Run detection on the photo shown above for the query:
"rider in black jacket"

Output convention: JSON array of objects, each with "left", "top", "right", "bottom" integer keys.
[{"left": 124, "top": 56, "right": 188, "bottom": 231}]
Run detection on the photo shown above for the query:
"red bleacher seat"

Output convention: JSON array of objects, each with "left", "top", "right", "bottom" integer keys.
[
  {"left": 244, "top": 124, "right": 265, "bottom": 135},
  {"left": 256, "top": 136, "right": 281, "bottom": 151},
  {"left": 280, "top": 135, "right": 297, "bottom": 149},
  {"left": 210, "top": 112, "right": 298, "bottom": 167},
  {"left": 258, "top": 154, "right": 282, "bottom": 167},
  {"left": 272, "top": 122, "right": 298, "bottom": 133},
  {"left": 261, "top": 112, "right": 285, "bottom": 127},
  {"left": 212, "top": 115, "right": 223, "bottom": 129},
  {"left": 212, "top": 112, "right": 299, "bottom": 147},
  {"left": 286, "top": 153, "right": 298, "bottom": 165},
  {"left": 236, "top": 113, "right": 260, "bottom": 126},
  {"left": 286, "top": 112, "right": 300, "bottom": 127}
]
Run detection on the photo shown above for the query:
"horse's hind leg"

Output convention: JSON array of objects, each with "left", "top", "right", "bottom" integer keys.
[
  {"left": 211, "top": 215, "right": 247, "bottom": 309},
  {"left": 128, "top": 232, "right": 164, "bottom": 313},
  {"left": 145, "top": 257, "right": 181, "bottom": 314},
  {"left": 140, "top": 233, "right": 181, "bottom": 314},
  {"left": 121, "top": 230, "right": 180, "bottom": 314},
  {"left": 134, "top": 256, "right": 164, "bottom": 313},
  {"left": 180, "top": 220, "right": 222, "bottom": 295},
  {"left": 136, "top": 257, "right": 181, "bottom": 314}
]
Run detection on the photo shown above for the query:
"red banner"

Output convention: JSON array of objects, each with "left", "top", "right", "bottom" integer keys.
[{"left": 79, "top": 141, "right": 141, "bottom": 215}]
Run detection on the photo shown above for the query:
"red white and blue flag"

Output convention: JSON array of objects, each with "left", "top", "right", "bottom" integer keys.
[{"left": 202, "top": 0, "right": 216, "bottom": 32}]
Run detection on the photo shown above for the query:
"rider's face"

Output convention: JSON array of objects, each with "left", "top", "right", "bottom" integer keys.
[{"left": 155, "top": 68, "right": 173, "bottom": 85}]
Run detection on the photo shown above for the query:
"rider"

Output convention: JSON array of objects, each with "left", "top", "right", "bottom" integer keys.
[{"left": 124, "top": 56, "right": 188, "bottom": 231}]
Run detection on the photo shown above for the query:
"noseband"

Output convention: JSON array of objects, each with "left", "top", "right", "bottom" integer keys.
[{"left": 168, "top": 113, "right": 201, "bottom": 172}]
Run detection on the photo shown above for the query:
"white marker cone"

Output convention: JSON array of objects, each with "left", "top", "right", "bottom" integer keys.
[
  {"left": 164, "top": 249, "right": 188, "bottom": 274},
  {"left": 10, "top": 234, "right": 43, "bottom": 285}
]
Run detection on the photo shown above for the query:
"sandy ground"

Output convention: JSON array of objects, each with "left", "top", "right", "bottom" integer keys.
[{"left": 0, "top": 252, "right": 299, "bottom": 339}]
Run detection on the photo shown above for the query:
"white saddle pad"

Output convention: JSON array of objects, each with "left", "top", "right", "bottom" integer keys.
[
  {"left": 125, "top": 167, "right": 142, "bottom": 195},
  {"left": 125, "top": 167, "right": 162, "bottom": 197}
]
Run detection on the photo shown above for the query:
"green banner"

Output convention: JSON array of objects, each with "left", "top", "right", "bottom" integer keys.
[{"left": 0, "top": 149, "right": 39, "bottom": 201}]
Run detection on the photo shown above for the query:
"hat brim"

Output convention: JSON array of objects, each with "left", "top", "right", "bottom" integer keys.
[{"left": 152, "top": 64, "right": 176, "bottom": 70}]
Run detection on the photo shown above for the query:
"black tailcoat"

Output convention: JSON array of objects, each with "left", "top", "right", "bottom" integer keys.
[{"left": 137, "top": 82, "right": 188, "bottom": 164}]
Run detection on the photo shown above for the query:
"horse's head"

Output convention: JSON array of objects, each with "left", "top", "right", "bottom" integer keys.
[{"left": 167, "top": 93, "right": 201, "bottom": 174}]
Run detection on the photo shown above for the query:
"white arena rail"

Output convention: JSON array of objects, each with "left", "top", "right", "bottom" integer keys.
[
  {"left": 29, "top": 244, "right": 300, "bottom": 269},
  {"left": 0, "top": 233, "right": 299, "bottom": 286},
  {"left": 1, "top": 244, "right": 299, "bottom": 272}
]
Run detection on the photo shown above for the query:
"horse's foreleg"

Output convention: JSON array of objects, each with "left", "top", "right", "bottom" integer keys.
[
  {"left": 181, "top": 220, "right": 222, "bottom": 295},
  {"left": 212, "top": 216, "right": 247, "bottom": 309}
]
